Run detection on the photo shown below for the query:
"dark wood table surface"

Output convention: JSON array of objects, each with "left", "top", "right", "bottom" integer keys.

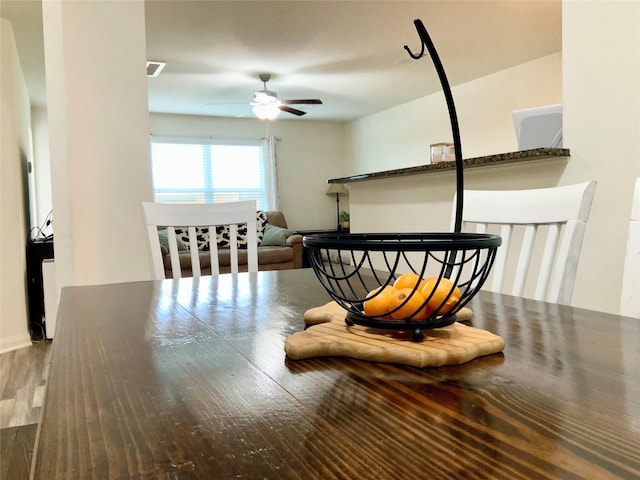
[{"left": 32, "top": 269, "right": 640, "bottom": 479}]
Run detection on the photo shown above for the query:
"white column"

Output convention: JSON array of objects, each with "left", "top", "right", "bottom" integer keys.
[
  {"left": 561, "top": 0, "right": 640, "bottom": 313},
  {"left": 42, "top": 0, "right": 154, "bottom": 288},
  {"left": 0, "top": 18, "right": 33, "bottom": 352}
]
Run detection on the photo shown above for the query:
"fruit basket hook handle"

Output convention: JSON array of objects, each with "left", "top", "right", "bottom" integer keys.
[{"left": 404, "top": 19, "right": 464, "bottom": 234}]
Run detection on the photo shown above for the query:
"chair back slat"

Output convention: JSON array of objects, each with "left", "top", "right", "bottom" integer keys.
[
  {"left": 146, "top": 224, "right": 167, "bottom": 280},
  {"left": 621, "top": 177, "right": 640, "bottom": 317},
  {"left": 474, "top": 223, "right": 487, "bottom": 234},
  {"left": 142, "top": 200, "right": 258, "bottom": 280},
  {"left": 229, "top": 224, "right": 239, "bottom": 274},
  {"left": 534, "top": 223, "right": 560, "bottom": 301},
  {"left": 245, "top": 222, "right": 259, "bottom": 273},
  {"left": 489, "top": 224, "right": 512, "bottom": 294},
  {"left": 209, "top": 236, "right": 220, "bottom": 276},
  {"left": 168, "top": 226, "right": 184, "bottom": 279},
  {"left": 187, "top": 226, "right": 201, "bottom": 277},
  {"left": 453, "top": 181, "right": 596, "bottom": 305},
  {"left": 512, "top": 224, "right": 537, "bottom": 297}
]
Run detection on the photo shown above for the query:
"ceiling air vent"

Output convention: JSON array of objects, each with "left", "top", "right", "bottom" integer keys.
[{"left": 146, "top": 61, "right": 166, "bottom": 78}]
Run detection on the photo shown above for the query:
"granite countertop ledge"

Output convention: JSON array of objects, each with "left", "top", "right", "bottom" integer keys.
[{"left": 329, "top": 148, "right": 570, "bottom": 184}]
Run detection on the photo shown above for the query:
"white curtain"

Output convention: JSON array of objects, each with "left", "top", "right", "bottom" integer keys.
[{"left": 261, "top": 135, "right": 279, "bottom": 211}]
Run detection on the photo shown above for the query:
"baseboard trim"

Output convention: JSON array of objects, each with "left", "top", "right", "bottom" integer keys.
[{"left": 0, "top": 333, "right": 32, "bottom": 354}]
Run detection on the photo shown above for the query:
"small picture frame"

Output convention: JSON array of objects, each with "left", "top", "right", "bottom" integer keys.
[{"left": 430, "top": 142, "right": 455, "bottom": 163}]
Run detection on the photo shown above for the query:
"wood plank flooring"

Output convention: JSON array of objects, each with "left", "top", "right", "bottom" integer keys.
[
  {"left": 0, "top": 424, "right": 38, "bottom": 480},
  {"left": 0, "top": 341, "right": 52, "bottom": 480}
]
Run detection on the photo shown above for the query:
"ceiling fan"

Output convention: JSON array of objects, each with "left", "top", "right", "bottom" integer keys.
[{"left": 250, "top": 74, "right": 322, "bottom": 119}]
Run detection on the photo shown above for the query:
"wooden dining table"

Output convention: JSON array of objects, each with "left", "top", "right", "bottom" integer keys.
[{"left": 32, "top": 268, "right": 639, "bottom": 479}]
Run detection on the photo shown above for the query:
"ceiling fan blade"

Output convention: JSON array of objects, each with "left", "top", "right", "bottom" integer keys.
[
  {"left": 205, "top": 102, "right": 247, "bottom": 106},
  {"left": 279, "top": 105, "right": 306, "bottom": 116},
  {"left": 281, "top": 99, "right": 323, "bottom": 105}
]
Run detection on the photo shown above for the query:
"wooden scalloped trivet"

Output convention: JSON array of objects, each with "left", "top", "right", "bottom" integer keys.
[{"left": 284, "top": 301, "right": 504, "bottom": 368}]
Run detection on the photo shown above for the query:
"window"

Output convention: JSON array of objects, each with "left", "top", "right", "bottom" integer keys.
[{"left": 150, "top": 137, "right": 277, "bottom": 210}]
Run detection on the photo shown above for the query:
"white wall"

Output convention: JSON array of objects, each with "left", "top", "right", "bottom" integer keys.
[
  {"left": 560, "top": 0, "right": 640, "bottom": 315},
  {"left": 344, "top": 0, "right": 640, "bottom": 316},
  {"left": 342, "top": 53, "right": 567, "bottom": 306},
  {"left": 346, "top": 53, "right": 564, "bottom": 236},
  {"left": 346, "top": 52, "right": 562, "bottom": 174},
  {"left": 43, "top": 0, "right": 155, "bottom": 288},
  {"left": 31, "top": 106, "right": 52, "bottom": 238},
  {"left": 149, "top": 113, "right": 347, "bottom": 230},
  {"left": 0, "top": 18, "right": 33, "bottom": 352}
]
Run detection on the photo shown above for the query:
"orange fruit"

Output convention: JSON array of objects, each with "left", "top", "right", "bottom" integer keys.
[
  {"left": 388, "top": 288, "right": 428, "bottom": 320},
  {"left": 393, "top": 272, "right": 426, "bottom": 292},
  {"left": 363, "top": 285, "right": 397, "bottom": 318},
  {"left": 421, "top": 277, "right": 461, "bottom": 316}
]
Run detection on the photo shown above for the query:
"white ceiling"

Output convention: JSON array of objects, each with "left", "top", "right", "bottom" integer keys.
[{"left": 1, "top": 0, "right": 561, "bottom": 122}]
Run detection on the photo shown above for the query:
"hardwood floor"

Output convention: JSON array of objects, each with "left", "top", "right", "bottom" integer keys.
[
  {"left": 0, "top": 341, "right": 52, "bottom": 480},
  {"left": 0, "top": 424, "right": 38, "bottom": 480}
]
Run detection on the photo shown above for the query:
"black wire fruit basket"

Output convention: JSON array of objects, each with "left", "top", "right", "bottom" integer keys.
[{"left": 304, "top": 19, "right": 502, "bottom": 342}]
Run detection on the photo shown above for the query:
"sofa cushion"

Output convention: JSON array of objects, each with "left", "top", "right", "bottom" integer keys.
[
  {"left": 163, "top": 250, "right": 212, "bottom": 271},
  {"left": 256, "top": 246, "right": 294, "bottom": 264},
  {"left": 217, "top": 245, "right": 294, "bottom": 266},
  {"left": 261, "top": 223, "right": 296, "bottom": 246},
  {"left": 173, "top": 210, "right": 268, "bottom": 251},
  {"left": 265, "top": 211, "right": 288, "bottom": 229},
  {"left": 158, "top": 229, "right": 189, "bottom": 251},
  {"left": 166, "top": 245, "right": 295, "bottom": 271}
]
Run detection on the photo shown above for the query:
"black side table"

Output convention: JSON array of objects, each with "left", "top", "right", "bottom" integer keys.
[{"left": 26, "top": 237, "right": 54, "bottom": 340}]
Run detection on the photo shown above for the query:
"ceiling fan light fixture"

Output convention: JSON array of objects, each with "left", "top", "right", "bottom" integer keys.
[
  {"left": 254, "top": 91, "right": 279, "bottom": 103},
  {"left": 204, "top": 73, "right": 321, "bottom": 119},
  {"left": 252, "top": 103, "right": 281, "bottom": 120}
]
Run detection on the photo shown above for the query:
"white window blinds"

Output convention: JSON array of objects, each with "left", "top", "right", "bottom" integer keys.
[{"left": 151, "top": 137, "right": 277, "bottom": 210}]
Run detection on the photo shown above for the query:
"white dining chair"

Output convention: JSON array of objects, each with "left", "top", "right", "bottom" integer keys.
[
  {"left": 620, "top": 177, "right": 639, "bottom": 317},
  {"left": 451, "top": 180, "right": 597, "bottom": 305},
  {"left": 142, "top": 200, "right": 258, "bottom": 279}
]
